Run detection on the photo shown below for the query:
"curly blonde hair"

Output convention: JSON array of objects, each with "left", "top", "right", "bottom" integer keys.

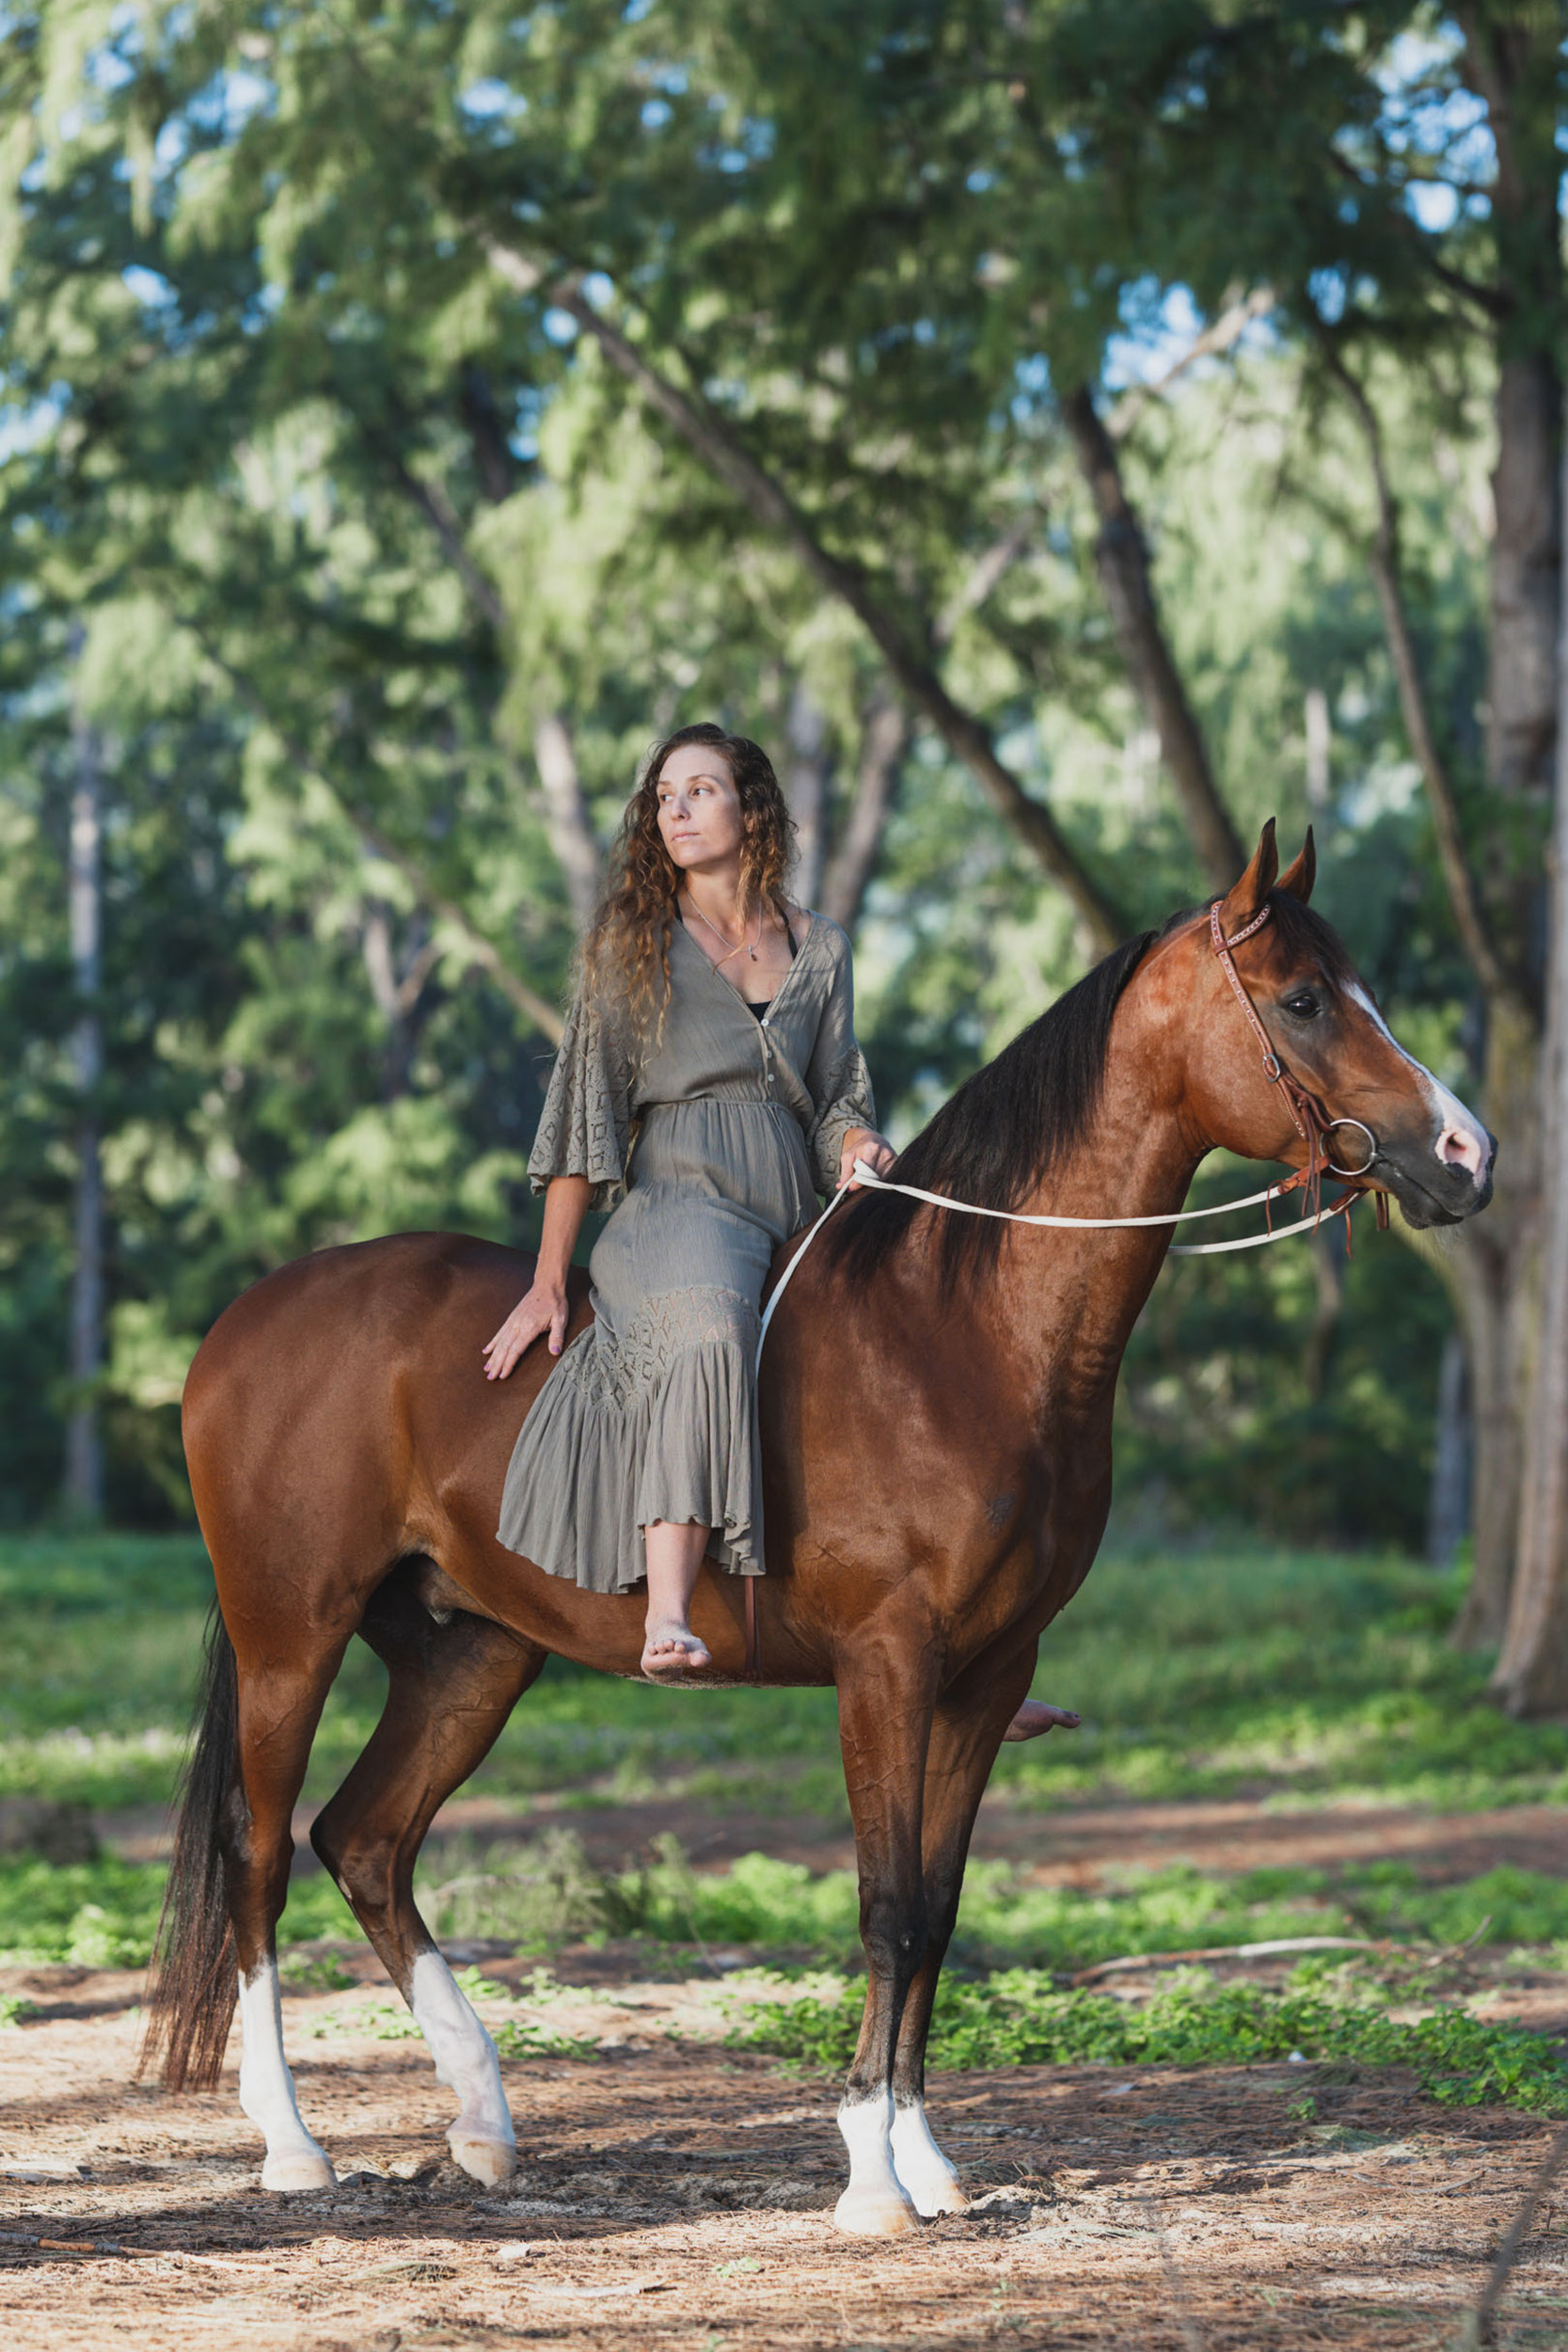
[{"left": 580, "top": 723, "right": 797, "bottom": 1048}]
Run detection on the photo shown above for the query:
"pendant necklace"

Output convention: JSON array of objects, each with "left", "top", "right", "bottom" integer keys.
[{"left": 684, "top": 896, "right": 761, "bottom": 967}]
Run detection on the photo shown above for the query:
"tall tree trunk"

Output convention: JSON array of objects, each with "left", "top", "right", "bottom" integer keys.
[
  {"left": 1447, "top": 7, "right": 1564, "bottom": 1661},
  {"left": 784, "top": 683, "right": 831, "bottom": 911},
  {"left": 64, "top": 663, "right": 104, "bottom": 1523},
  {"left": 533, "top": 713, "right": 602, "bottom": 931},
  {"left": 1491, "top": 387, "right": 1568, "bottom": 1710},
  {"left": 1061, "top": 386, "right": 1245, "bottom": 891},
  {"left": 1427, "top": 1329, "right": 1473, "bottom": 1570},
  {"left": 821, "top": 688, "right": 910, "bottom": 933}
]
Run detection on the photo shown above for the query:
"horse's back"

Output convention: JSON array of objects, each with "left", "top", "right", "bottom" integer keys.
[{"left": 182, "top": 1234, "right": 586, "bottom": 1582}]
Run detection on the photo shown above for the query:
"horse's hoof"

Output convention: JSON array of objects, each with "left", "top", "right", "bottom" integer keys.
[
  {"left": 261, "top": 2147, "right": 336, "bottom": 2194},
  {"left": 833, "top": 2186, "right": 919, "bottom": 2237},
  {"left": 905, "top": 2176, "right": 969, "bottom": 2217},
  {"left": 448, "top": 2128, "right": 516, "bottom": 2187}
]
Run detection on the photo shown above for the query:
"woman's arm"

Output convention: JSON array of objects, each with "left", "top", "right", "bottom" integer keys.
[{"left": 482, "top": 1175, "right": 592, "bottom": 1379}]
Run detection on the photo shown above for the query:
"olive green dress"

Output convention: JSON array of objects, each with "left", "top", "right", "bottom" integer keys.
[{"left": 496, "top": 914, "right": 875, "bottom": 1591}]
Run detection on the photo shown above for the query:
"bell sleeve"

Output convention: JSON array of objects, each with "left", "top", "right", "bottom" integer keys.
[
  {"left": 803, "top": 927, "right": 878, "bottom": 1197},
  {"left": 527, "top": 986, "right": 635, "bottom": 1213}
]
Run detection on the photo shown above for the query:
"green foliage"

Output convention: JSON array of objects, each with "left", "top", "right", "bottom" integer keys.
[
  {"left": 0, "top": 0, "right": 1524, "bottom": 1545},
  {"left": 737, "top": 1971, "right": 1568, "bottom": 2116}
]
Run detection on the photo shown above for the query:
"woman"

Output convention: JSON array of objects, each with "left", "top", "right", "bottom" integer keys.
[
  {"left": 482, "top": 723, "right": 886, "bottom": 1673},
  {"left": 483, "top": 722, "right": 1078, "bottom": 1734}
]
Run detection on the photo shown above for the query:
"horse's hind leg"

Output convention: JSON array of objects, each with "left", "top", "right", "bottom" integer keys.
[
  {"left": 228, "top": 1638, "right": 355, "bottom": 2192},
  {"left": 309, "top": 1569, "right": 544, "bottom": 2186}
]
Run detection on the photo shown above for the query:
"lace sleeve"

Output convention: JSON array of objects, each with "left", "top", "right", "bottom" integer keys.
[
  {"left": 528, "top": 988, "right": 634, "bottom": 1213},
  {"left": 803, "top": 929, "right": 877, "bottom": 1196}
]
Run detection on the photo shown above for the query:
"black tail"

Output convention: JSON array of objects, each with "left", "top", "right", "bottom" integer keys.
[{"left": 139, "top": 1605, "right": 241, "bottom": 2090}]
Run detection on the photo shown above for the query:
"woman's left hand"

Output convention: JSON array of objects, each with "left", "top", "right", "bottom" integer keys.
[{"left": 838, "top": 1126, "right": 896, "bottom": 1190}]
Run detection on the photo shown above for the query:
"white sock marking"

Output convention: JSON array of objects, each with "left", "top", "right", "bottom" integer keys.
[
  {"left": 891, "top": 2095, "right": 967, "bottom": 2216},
  {"left": 237, "top": 1959, "right": 335, "bottom": 2191},
  {"left": 409, "top": 1949, "right": 515, "bottom": 2181},
  {"left": 834, "top": 2090, "right": 916, "bottom": 2233}
]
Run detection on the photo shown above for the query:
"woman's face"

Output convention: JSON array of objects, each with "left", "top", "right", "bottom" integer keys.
[{"left": 655, "top": 744, "right": 744, "bottom": 876}]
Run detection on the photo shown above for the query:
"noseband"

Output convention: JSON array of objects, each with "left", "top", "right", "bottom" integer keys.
[{"left": 1210, "top": 900, "right": 1387, "bottom": 1227}]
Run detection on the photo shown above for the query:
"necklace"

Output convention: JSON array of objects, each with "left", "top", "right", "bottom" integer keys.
[{"left": 682, "top": 895, "right": 761, "bottom": 966}]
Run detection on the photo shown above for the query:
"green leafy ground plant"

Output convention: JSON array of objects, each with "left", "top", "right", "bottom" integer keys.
[{"left": 736, "top": 1972, "right": 1568, "bottom": 2116}]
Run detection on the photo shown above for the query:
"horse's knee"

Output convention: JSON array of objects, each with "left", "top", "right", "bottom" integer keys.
[{"left": 861, "top": 1896, "right": 928, "bottom": 1980}]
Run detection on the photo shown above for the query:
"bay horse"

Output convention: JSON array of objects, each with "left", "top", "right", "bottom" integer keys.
[{"left": 145, "top": 826, "right": 1493, "bottom": 2236}]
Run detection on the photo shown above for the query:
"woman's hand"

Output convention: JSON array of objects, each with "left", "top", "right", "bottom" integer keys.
[
  {"left": 483, "top": 1280, "right": 569, "bottom": 1380},
  {"left": 838, "top": 1126, "right": 896, "bottom": 1191}
]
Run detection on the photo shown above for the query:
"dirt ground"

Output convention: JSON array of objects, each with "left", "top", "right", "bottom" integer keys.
[{"left": 4, "top": 1939, "right": 1568, "bottom": 2352}]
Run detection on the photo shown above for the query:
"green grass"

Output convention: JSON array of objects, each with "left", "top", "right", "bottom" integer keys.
[
  {"left": 4, "top": 1531, "right": 1564, "bottom": 1818},
  {"left": 735, "top": 1969, "right": 1568, "bottom": 2114}
]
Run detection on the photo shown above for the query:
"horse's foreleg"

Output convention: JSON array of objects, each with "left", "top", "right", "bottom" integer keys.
[
  {"left": 309, "top": 1584, "right": 544, "bottom": 2185},
  {"left": 832, "top": 1649, "right": 939, "bottom": 2238},
  {"left": 228, "top": 1645, "right": 351, "bottom": 2192},
  {"left": 889, "top": 1649, "right": 1036, "bottom": 2217}
]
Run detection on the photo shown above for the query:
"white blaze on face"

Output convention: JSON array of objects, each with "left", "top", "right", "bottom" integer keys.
[
  {"left": 237, "top": 1958, "right": 336, "bottom": 2192},
  {"left": 1348, "top": 985, "right": 1490, "bottom": 1185}
]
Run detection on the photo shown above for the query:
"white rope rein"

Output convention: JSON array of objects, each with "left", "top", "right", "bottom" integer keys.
[{"left": 755, "top": 1158, "right": 1353, "bottom": 1372}]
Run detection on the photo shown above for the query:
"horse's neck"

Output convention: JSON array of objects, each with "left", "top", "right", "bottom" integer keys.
[{"left": 989, "top": 1045, "right": 1198, "bottom": 1422}]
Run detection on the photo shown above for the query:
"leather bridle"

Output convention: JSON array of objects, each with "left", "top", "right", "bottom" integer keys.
[{"left": 1210, "top": 899, "right": 1388, "bottom": 1231}]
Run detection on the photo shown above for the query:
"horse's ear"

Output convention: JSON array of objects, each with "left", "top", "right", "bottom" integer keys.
[
  {"left": 1216, "top": 819, "right": 1278, "bottom": 932},
  {"left": 1276, "top": 828, "right": 1316, "bottom": 905}
]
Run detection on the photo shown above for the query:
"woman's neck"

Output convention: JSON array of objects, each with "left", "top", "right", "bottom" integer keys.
[{"left": 679, "top": 866, "right": 752, "bottom": 937}]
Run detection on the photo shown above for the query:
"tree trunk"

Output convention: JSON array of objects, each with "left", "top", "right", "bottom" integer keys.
[
  {"left": 63, "top": 668, "right": 104, "bottom": 1523},
  {"left": 784, "top": 682, "right": 830, "bottom": 911},
  {"left": 1061, "top": 385, "right": 1245, "bottom": 891},
  {"left": 821, "top": 688, "right": 910, "bottom": 933},
  {"left": 1491, "top": 387, "right": 1568, "bottom": 1711},
  {"left": 1449, "top": 992, "right": 1544, "bottom": 1646},
  {"left": 1427, "top": 1329, "right": 1472, "bottom": 1570},
  {"left": 1444, "top": 8, "right": 1564, "bottom": 1663},
  {"left": 533, "top": 713, "right": 602, "bottom": 931}
]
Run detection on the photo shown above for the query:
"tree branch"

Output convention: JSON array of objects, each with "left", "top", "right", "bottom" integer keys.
[
  {"left": 1318, "top": 340, "right": 1517, "bottom": 1012},
  {"left": 1062, "top": 385, "right": 1245, "bottom": 890},
  {"left": 194, "top": 635, "right": 565, "bottom": 1043},
  {"left": 820, "top": 685, "right": 910, "bottom": 933},
  {"left": 1106, "top": 286, "right": 1276, "bottom": 441},
  {"left": 486, "top": 242, "right": 1125, "bottom": 953}
]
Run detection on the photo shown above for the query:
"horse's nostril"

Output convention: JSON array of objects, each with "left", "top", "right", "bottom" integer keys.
[{"left": 1436, "top": 1124, "right": 1486, "bottom": 1183}]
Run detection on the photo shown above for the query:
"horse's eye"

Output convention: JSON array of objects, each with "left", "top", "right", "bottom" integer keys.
[{"left": 1283, "top": 991, "right": 1321, "bottom": 1020}]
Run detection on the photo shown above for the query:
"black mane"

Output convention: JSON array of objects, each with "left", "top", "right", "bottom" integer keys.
[
  {"left": 830, "top": 889, "right": 1357, "bottom": 1292},
  {"left": 830, "top": 927, "right": 1156, "bottom": 1291}
]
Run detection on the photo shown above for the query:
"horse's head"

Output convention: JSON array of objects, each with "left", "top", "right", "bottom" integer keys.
[{"left": 1166, "top": 822, "right": 1494, "bottom": 1230}]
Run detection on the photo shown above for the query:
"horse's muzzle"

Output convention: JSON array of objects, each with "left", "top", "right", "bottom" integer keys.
[{"left": 1375, "top": 1123, "right": 1497, "bottom": 1229}]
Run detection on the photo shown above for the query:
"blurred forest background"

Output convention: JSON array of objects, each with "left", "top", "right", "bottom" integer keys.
[{"left": 0, "top": 3, "right": 1561, "bottom": 1685}]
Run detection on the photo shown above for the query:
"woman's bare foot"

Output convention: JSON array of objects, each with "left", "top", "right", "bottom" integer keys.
[
  {"left": 1002, "top": 1701, "right": 1080, "bottom": 1743},
  {"left": 641, "top": 1623, "right": 713, "bottom": 1677}
]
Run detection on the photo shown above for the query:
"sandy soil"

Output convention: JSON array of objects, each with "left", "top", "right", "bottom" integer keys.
[{"left": 3, "top": 1956, "right": 1568, "bottom": 2351}]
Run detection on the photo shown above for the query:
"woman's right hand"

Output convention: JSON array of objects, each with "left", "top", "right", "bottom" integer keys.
[{"left": 483, "top": 1281, "right": 569, "bottom": 1380}]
